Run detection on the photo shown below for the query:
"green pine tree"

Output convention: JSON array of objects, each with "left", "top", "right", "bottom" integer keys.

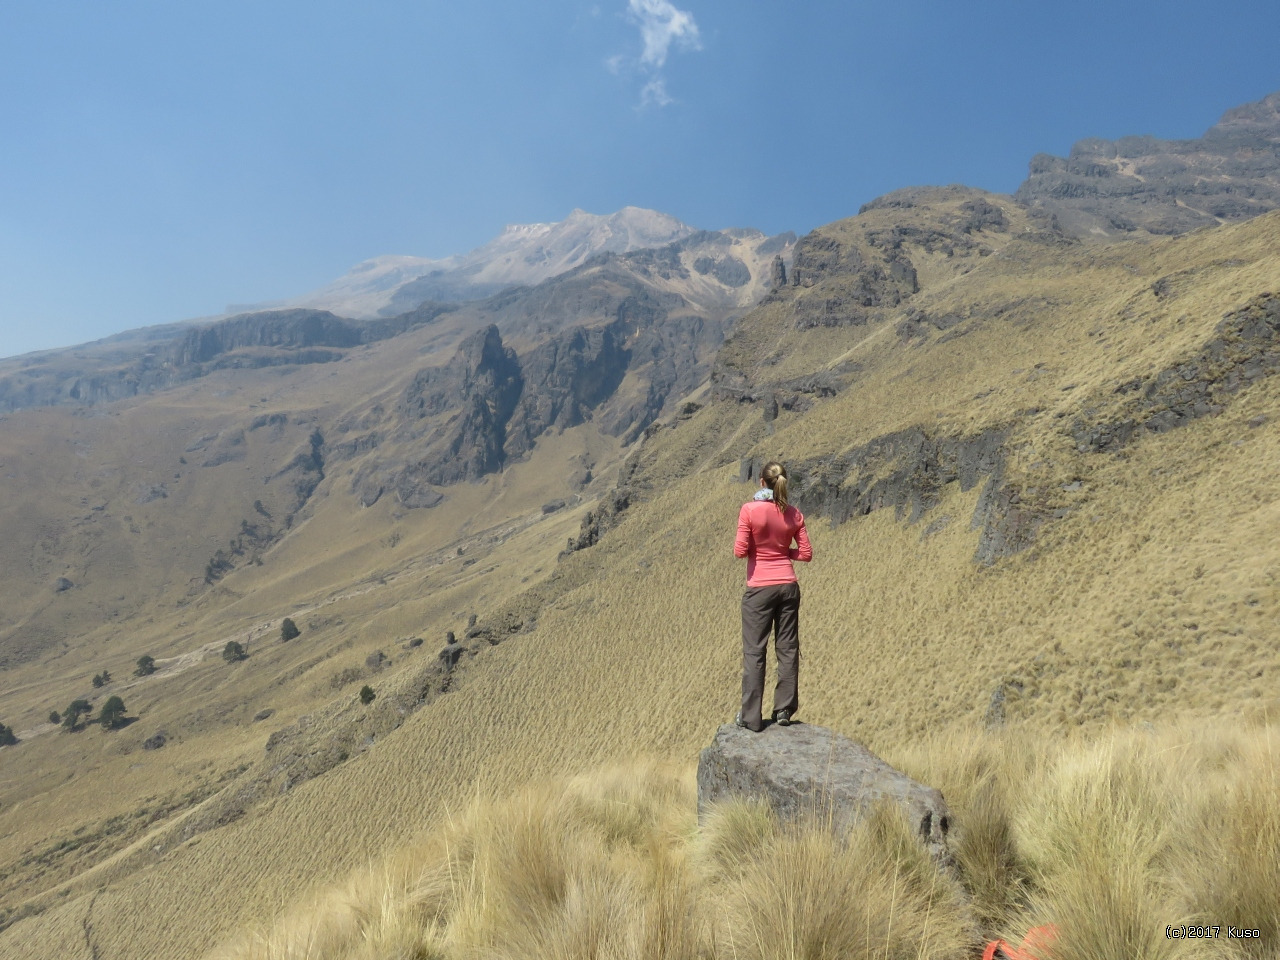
[
  {"left": 62, "top": 699, "right": 91, "bottom": 732},
  {"left": 99, "top": 696, "right": 128, "bottom": 730}
]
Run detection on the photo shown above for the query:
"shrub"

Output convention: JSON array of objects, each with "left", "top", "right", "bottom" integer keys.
[
  {"left": 281, "top": 618, "right": 301, "bottom": 642},
  {"left": 359, "top": 685, "right": 376, "bottom": 705},
  {"left": 329, "top": 667, "right": 364, "bottom": 690},
  {"left": 135, "top": 655, "right": 156, "bottom": 677},
  {"left": 91, "top": 669, "right": 111, "bottom": 688},
  {"left": 62, "top": 699, "right": 92, "bottom": 732},
  {"left": 223, "top": 640, "right": 248, "bottom": 662},
  {"left": 0, "top": 723, "right": 16, "bottom": 746},
  {"left": 48, "top": 710, "right": 60, "bottom": 725},
  {"left": 99, "top": 696, "right": 128, "bottom": 730}
]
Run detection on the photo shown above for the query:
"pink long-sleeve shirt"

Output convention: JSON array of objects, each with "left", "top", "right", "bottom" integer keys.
[{"left": 735, "top": 499, "right": 813, "bottom": 586}]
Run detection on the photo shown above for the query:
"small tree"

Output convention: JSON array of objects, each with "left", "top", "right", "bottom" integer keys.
[
  {"left": 92, "top": 669, "right": 112, "bottom": 688},
  {"left": 48, "top": 710, "right": 61, "bottom": 725},
  {"left": 359, "top": 685, "right": 376, "bottom": 705},
  {"left": 222, "top": 640, "right": 247, "bottom": 662},
  {"left": 280, "top": 618, "right": 300, "bottom": 642},
  {"left": 99, "top": 696, "right": 128, "bottom": 730},
  {"left": 0, "top": 723, "right": 16, "bottom": 746},
  {"left": 135, "top": 655, "right": 156, "bottom": 677},
  {"left": 62, "top": 699, "right": 91, "bottom": 732}
]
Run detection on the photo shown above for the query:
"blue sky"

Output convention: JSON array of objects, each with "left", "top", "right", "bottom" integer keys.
[{"left": 2, "top": 0, "right": 1278, "bottom": 359}]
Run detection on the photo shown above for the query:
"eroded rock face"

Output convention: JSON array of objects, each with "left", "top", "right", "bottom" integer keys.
[
  {"left": 1070, "top": 292, "right": 1280, "bottom": 453},
  {"left": 172, "top": 310, "right": 362, "bottom": 365},
  {"left": 697, "top": 722, "right": 953, "bottom": 868},
  {"left": 769, "top": 254, "right": 788, "bottom": 289},
  {"left": 504, "top": 321, "right": 631, "bottom": 458},
  {"left": 747, "top": 426, "right": 1007, "bottom": 527},
  {"left": 1017, "top": 90, "right": 1280, "bottom": 237}
]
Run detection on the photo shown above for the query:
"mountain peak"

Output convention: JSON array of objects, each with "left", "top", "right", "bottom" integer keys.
[
  {"left": 271, "top": 207, "right": 698, "bottom": 318},
  {"left": 1215, "top": 89, "right": 1280, "bottom": 129}
]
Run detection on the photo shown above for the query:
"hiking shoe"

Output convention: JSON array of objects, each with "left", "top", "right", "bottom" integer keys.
[
  {"left": 774, "top": 710, "right": 793, "bottom": 726},
  {"left": 735, "top": 712, "right": 762, "bottom": 733}
]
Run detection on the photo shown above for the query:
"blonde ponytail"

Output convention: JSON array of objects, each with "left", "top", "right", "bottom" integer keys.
[{"left": 761, "top": 460, "right": 789, "bottom": 512}]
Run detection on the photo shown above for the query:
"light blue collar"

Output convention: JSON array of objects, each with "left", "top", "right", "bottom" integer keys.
[{"left": 753, "top": 488, "right": 774, "bottom": 501}]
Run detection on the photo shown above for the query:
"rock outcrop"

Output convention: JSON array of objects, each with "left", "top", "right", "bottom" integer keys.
[
  {"left": 1017, "top": 90, "right": 1280, "bottom": 237},
  {"left": 739, "top": 426, "right": 1025, "bottom": 563},
  {"left": 769, "top": 254, "right": 787, "bottom": 289},
  {"left": 785, "top": 232, "right": 919, "bottom": 329},
  {"left": 172, "top": 304, "right": 457, "bottom": 369},
  {"left": 697, "top": 723, "right": 953, "bottom": 868},
  {"left": 0, "top": 303, "right": 458, "bottom": 413},
  {"left": 1070, "top": 291, "right": 1280, "bottom": 453}
]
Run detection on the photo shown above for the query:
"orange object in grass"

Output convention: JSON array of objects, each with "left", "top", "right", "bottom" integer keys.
[{"left": 981, "top": 924, "right": 1058, "bottom": 960}]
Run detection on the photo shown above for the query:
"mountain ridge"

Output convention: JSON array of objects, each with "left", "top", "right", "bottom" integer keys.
[
  {"left": 1017, "top": 89, "right": 1280, "bottom": 237},
  {"left": 239, "top": 206, "right": 704, "bottom": 318}
]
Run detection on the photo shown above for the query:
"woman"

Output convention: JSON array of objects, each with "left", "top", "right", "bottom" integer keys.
[{"left": 733, "top": 460, "right": 812, "bottom": 732}]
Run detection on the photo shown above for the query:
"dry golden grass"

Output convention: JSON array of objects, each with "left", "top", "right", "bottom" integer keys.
[
  {"left": 210, "top": 721, "right": 1280, "bottom": 960},
  {"left": 209, "top": 759, "right": 974, "bottom": 960},
  {"left": 895, "top": 721, "right": 1280, "bottom": 960}
]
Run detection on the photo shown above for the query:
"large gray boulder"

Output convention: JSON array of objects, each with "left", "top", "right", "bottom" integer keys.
[{"left": 697, "top": 722, "right": 953, "bottom": 868}]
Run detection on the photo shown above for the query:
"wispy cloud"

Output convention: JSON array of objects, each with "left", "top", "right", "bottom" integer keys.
[
  {"left": 630, "top": 0, "right": 700, "bottom": 67},
  {"left": 612, "top": 0, "right": 702, "bottom": 107}
]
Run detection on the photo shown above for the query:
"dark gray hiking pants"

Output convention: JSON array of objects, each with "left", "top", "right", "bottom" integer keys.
[{"left": 740, "top": 581, "right": 800, "bottom": 731}]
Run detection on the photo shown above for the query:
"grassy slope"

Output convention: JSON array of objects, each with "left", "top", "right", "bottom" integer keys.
[{"left": 0, "top": 204, "right": 1277, "bottom": 958}]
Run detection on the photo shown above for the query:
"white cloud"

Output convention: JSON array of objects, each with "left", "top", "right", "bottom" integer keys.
[
  {"left": 628, "top": 0, "right": 701, "bottom": 68},
  {"left": 611, "top": 0, "right": 701, "bottom": 107}
]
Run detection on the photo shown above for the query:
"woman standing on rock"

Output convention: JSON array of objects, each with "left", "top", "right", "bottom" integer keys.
[{"left": 734, "top": 460, "right": 812, "bottom": 732}]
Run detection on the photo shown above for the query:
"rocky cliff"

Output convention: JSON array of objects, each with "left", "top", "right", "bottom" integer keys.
[
  {"left": 0, "top": 304, "right": 459, "bottom": 413},
  {"left": 1017, "top": 90, "right": 1280, "bottom": 237},
  {"left": 346, "top": 273, "right": 712, "bottom": 509}
]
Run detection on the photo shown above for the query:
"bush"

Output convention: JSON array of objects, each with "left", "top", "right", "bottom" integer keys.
[
  {"left": 62, "top": 699, "right": 91, "bottom": 732},
  {"left": 359, "top": 685, "right": 376, "bottom": 705},
  {"left": 329, "top": 667, "right": 364, "bottom": 690},
  {"left": 281, "top": 618, "right": 301, "bottom": 642},
  {"left": 99, "top": 696, "right": 128, "bottom": 730},
  {"left": 135, "top": 655, "right": 156, "bottom": 677},
  {"left": 223, "top": 640, "right": 248, "bottom": 662},
  {"left": 48, "top": 710, "right": 61, "bottom": 725},
  {"left": 0, "top": 723, "right": 16, "bottom": 746},
  {"left": 92, "top": 669, "right": 112, "bottom": 688}
]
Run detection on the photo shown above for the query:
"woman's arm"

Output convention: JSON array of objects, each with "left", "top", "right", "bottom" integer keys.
[
  {"left": 788, "top": 518, "right": 813, "bottom": 562},
  {"left": 734, "top": 504, "right": 753, "bottom": 558}
]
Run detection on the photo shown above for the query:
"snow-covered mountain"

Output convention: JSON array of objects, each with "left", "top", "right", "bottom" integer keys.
[{"left": 257, "top": 207, "right": 698, "bottom": 318}]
